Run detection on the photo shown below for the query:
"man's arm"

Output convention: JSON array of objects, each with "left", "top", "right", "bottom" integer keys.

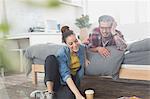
[
  {"left": 111, "top": 22, "right": 127, "bottom": 51},
  {"left": 89, "top": 47, "right": 110, "bottom": 57},
  {"left": 89, "top": 47, "right": 98, "bottom": 52},
  {"left": 113, "top": 32, "right": 127, "bottom": 51}
]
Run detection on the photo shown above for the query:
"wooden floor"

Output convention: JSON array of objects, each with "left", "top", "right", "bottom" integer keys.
[
  {"left": 81, "top": 76, "right": 150, "bottom": 99},
  {"left": 0, "top": 73, "right": 150, "bottom": 99}
]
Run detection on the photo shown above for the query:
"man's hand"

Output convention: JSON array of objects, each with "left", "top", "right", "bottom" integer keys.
[
  {"left": 111, "top": 21, "right": 117, "bottom": 35},
  {"left": 97, "top": 47, "right": 110, "bottom": 57}
]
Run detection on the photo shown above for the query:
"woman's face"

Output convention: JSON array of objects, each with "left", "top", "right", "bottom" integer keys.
[{"left": 65, "top": 34, "right": 80, "bottom": 53}]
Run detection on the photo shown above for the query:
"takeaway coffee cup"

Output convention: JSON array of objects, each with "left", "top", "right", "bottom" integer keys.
[{"left": 85, "top": 89, "right": 94, "bottom": 99}]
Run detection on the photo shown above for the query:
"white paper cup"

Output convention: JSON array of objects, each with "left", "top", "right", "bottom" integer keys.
[{"left": 85, "top": 89, "right": 94, "bottom": 99}]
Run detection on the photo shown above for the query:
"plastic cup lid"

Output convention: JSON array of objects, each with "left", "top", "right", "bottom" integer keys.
[{"left": 85, "top": 90, "right": 94, "bottom": 94}]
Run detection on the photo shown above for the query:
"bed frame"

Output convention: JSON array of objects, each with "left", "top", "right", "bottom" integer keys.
[{"left": 31, "top": 64, "right": 150, "bottom": 85}]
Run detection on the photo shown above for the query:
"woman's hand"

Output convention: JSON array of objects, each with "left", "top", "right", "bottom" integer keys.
[
  {"left": 85, "top": 59, "right": 90, "bottom": 67},
  {"left": 75, "top": 94, "right": 85, "bottom": 99}
]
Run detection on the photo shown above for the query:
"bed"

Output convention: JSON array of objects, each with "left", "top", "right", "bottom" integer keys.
[
  {"left": 24, "top": 38, "right": 150, "bottom": 85},
  {"left": 31, "top": 64, "right": 150, "bottom": 85}
]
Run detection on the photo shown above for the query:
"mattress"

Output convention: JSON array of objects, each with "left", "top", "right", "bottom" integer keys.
[
  {"left": 123, "top": 51, "right": 150, "bottom": 65},
  {"left": 121, "top": 64, "right": 150, "bottom": 70}
]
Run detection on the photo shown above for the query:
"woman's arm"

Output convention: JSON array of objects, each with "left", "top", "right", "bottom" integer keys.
[
  {"left": 57, "top": 47, "right": 85, "bottom": 99},
  {"left": 66, "top": 77, "right": 85, "bottom": 99}
]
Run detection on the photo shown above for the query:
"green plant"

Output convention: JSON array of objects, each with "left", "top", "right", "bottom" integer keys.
[{"left": 75, "top": 15, "right": 91, "bottom": 29}]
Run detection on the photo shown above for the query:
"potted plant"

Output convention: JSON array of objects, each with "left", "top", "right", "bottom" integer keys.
[{"left": 75, "top": 15, "right": 91, "bottom": 41}]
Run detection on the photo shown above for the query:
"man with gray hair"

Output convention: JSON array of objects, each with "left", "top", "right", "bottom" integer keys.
[{"left": 88, "top": 15, "right": 127, "bottom": 57}]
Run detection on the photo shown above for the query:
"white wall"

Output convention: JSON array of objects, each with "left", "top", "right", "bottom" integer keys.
[
  {"left": 0, "top": 0, "right": 2, "bottom": 23},
  {"left": 87, "top": 0, "right": 150, "bottom": 42},
  {"left": 1, "top": 0, "right": 149, "bottom": 42},
  {"left": 0, "top": 0, "right": 83, "bottom": 34}
]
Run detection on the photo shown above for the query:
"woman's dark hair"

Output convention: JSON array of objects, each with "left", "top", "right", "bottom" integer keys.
[
  {"left": 62, "top": 30, "right": 74, "bottom": 43},
  {"left": 61, "top": 26, "right": 70, "bottom": 33}
]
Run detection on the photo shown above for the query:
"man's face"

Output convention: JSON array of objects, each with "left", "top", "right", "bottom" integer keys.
[{"left": 99, "top": 22, "right": 112, "bottom": 37}]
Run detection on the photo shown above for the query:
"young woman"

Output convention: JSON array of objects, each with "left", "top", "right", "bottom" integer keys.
[{"left": 44, "top": 30, "right": 85, "bottom": 99}]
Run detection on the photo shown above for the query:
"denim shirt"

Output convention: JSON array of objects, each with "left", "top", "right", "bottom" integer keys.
[{"left": 56, "top": 44, "right": 85, "bottom": 85}]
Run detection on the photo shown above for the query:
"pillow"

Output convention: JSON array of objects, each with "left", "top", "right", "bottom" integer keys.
[
  {"left": 85, "top": 46, "right": 125, "bottom": 79},
  {"left": 127, "top": 38, "right": 150, "bottom": 52},
  {"left": 25, "top": 43, "right": 64, "bottom": 64},
  {"left": 24, "top": 43, "right": 64, "bottom": 76}
]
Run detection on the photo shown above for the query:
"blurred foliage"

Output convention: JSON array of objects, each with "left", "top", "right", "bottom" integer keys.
[
  {"left": 21, "top": 0, "right": 60, "bottom": 8},
  {"left": 0, "top": 21, "right": 20, "bottom": 72},
  {"left": 0, "top": 21, "right": 11, "bottom": 70},
  {"left": 0, "top": 22, "right": 10, "bottom": 35},
  {"left": 75, "top": 15, "right": 92, "bottom": 29},
  {"left": 0, "top": 0, "right": 60, "bottom": 72},
  {"left": 0, "top": 45, "right": 12, "bottom": 70}
]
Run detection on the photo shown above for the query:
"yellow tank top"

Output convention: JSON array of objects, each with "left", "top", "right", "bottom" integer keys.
[{"left": 70, "top": 53, "right": 80, "bottom": 75}]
